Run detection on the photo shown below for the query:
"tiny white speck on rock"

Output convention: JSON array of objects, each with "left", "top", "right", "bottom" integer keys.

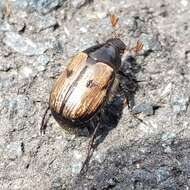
[
  {"left": 36, "top": 54, "right": 49, "bottom": 71},
  {"left": 160, "top": 83, "right": 172, "bottom": 98},
  {"left": 72, "top": 161, "right": 82, "bottom": 174},
  {"left": 94, "top": 151, "right": 105, "bottom": 163},
  {"left": 80, "top": 27, "right": 88, "bottom": 33},
  {"left": 6, "top": 141, "right": 23, "bottom": 159},
  {"left": 19, "top": 66, "right": 33, "bottom": 78},
  {"left": 171, "top": 96, "right": 189, "bottom": 113},
  {"left": 73, "top": 150, "right": 82, "bottom": 160},
  {"left": 181, "top": 0, "right": 188, "bottom": 7}
]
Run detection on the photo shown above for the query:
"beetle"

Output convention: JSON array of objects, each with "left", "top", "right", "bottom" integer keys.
[
  {"left": 49, "top": 38, "right": 126, "bottom": 126},
  {"left": 41, "top": 14, "right": 143, "bottom": 173}
]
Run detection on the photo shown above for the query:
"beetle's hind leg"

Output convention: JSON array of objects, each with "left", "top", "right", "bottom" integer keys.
[{"left": 80, "top": 117, "right": 101, "bottom": 175}]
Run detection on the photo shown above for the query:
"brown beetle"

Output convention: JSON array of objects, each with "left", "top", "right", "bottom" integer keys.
[
  {"left": 49, "top": 38, "right": 126, "bottom": 125},
  {"left": 41, "top": 15, "right": 143, "bottom": 173}
]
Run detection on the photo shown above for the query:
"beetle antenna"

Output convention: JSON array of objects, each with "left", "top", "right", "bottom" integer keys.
[
  {"left": 80, "top": 121, "right": 100, "bottom": 175},
  {"left": 40, "top": 106, "right": 50, "bottom": 135},
  {"left": 109, "top": 14, "right": 119, "bottom": 38}
]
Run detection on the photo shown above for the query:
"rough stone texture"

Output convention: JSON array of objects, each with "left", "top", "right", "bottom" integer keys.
[
  {"left": 0, "top": 0, "right": 67, "bottom": 14},
  {"left": 0, "top": 0, "right": 190, "bottom": 189}
]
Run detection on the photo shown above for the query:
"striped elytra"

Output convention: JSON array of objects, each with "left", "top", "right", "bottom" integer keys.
[{"left": 49, "top": 52, "right": 115, "bottom": 126}]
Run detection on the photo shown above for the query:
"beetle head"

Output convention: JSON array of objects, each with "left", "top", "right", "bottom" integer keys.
[
  {"left": 106, "top": 38, "right": 126, "bottom": 56},
  {"left": 102, "top": 38, "right": 126, "bottom": 70}
]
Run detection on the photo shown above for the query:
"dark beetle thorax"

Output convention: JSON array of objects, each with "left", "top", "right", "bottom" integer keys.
[
  {"left": 89, "top": 45, "right": 120, "bottom": 70},
  {"left": 85, "top": 38, "right": 126, "bottom": 71}
]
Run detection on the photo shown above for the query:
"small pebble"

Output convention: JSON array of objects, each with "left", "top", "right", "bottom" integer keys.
[
  {"left": 140, "top": 33, "right": 162, "bottom": 52},
  {"left": 160, "top": 83, "right": 172, "bottom": 98},
  {"left": 36, "top": 54, "right": 49, "bottom": 71},
  {"left": 132, "top": 102, "right": 154, "bottom": 116},
  {"left": 171, "top": 96, "right": 189, "bottom": 113},
  {"left": 35, "top": 0, "right": 65, "bottom": 14},
  {"left": 0, "top": 21, "right": 13, "bottom": 32},
  {"left": 155, "top": 167, "right": 170, "bottom": 183},
  {"left": 71, "top": 0, "right": 86, "bottom": 8},
  {"left": 161, "top": 132, "right": 176, "bottom": 145},
  {"left": 51, "top": 177, "right": 63, "bottom": 190},
  {"left": 181, "top": 0, "right": 188, "bottom": 7},
  {"left": 6, "top": 141, "right": 24, "bottom": 160},
  {"left": 8, "top": 95, "right": 33, "bottom": 119},
  {"left": 19, "top": 66, "right": 33, "bottom": 78},
  {"left": 32, "top": 14, "right": 58, "bottom": 31},
  {"left": 72, "top": 162, "right": 82, "bottom": 174}
]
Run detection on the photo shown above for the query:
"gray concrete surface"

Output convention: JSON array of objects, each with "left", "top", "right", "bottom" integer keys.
[{"left": 0, "top": 0, "right": 190, "bottom": 189}]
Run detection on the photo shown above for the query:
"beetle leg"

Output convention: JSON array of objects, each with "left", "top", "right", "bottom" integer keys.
[
  {"left": 107, "top": 78, "right": 120, "bottom": 103},
  {"left": 87, "top": 121, "right": 100, "bottom": 153},
  {"left": 40, "top": 106, "right": 50, "bottom": 135},
  {"left": 80, "top": 118, "right": 100, "bottom": 175},
  {"left": 129, "top": 40, "right": 143, "bottom": 55},
  {"left": 128, "top": 110, "right": 154, "bottom": 130}
]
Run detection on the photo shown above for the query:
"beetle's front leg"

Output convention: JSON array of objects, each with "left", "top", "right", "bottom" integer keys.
[
  {"left": 106, "top": 76, "right": 132, "bottom": 112},
  {"left": 40, "top": 106, "right": 51, "bottom": 135},
  {"left": 118, "top": 81, "right": 133, "bottom": 110},
  {"left": 107, "top": 77, "right": 120, "bottom": 103}
]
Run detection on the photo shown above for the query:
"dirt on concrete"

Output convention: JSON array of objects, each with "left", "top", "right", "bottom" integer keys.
[{"left": 0, "top": 0, "right": 190, "bottom": 189}]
